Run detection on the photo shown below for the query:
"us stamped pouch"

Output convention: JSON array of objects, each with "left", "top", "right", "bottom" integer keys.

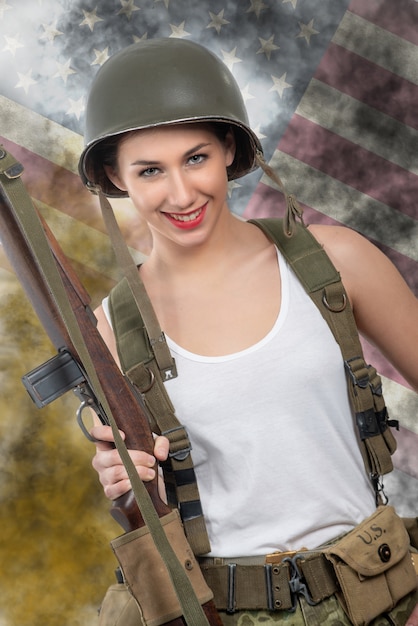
[{"left": 325, "top": 506, "right": 417, "bottom": 626}]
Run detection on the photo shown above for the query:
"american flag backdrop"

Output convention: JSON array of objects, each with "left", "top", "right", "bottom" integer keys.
[{"left": 0, "top": 1, "right": 417, "bottom": 624}]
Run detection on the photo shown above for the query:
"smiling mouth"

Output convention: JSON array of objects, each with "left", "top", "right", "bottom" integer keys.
[{"left": 167, "top": 206, "right": 204, "bottom": 222}]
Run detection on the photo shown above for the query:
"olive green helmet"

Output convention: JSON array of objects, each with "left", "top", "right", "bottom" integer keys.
[{"left": 78, "top": 38, "right": 263, "bottom": 197}]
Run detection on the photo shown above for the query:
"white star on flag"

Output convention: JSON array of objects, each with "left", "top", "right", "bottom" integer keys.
[
  {"left": 80, "top": 8, "right": 103, "bottom": 32},
  {"left": 269, "top": 72, "right": 292, "bottom": 98},
  {"left": 15, "top": 69, "right": 37, "bottom": 94},
  {"left": 53, "top": 59, "right": 76, "bottom": 84},
  {"left": 297, "top": 19, "right": 320, "bottom": 45}
]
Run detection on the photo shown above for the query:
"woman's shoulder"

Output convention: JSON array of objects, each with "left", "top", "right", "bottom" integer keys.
[
  {"left": 308, "top": 222, "right": 366, "bottom": 248},
  {"left": 307, "top": 223, "right": 381, "bottom": 274},
  {"left": 306, "top": 222, "right": 398, "bottom": 307}
]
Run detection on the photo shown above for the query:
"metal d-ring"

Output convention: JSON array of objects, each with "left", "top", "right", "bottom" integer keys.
[
  {"left": 139, "top": 367, "right": 155, "bottom": 393},
  {"left": 322, "top": 290, "right": 347, "bottom": 312}
]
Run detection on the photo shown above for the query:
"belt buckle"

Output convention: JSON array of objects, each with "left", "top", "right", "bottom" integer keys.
[{"left": 265, "top": 549, "right": 305, "bottom": 565}]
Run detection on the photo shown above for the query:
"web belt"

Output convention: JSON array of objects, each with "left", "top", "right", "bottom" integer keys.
[{"left": 198, "top": 552, "right": 338, "bottom": 613}]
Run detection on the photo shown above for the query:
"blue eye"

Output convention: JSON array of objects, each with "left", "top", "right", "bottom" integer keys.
[
  {"left": 188, "top": 154, "right": 205, "bottom": 164},
  {"left": 140, "top": 167, "right": 159, "bottom": 177}
]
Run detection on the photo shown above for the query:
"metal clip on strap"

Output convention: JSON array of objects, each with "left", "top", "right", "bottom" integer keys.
[
  {"left": 0, "top": 148, "right": 24, "bottom": 179},
  {"left": 283, "top": 555, "right": 320, "bottom": 611},
  {"left": 163, "top": 424, "right": 192, "bottom": 461}
]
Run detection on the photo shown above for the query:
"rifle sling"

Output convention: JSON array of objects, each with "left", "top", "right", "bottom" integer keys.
[{"left": 0, "top": 148, "right": 210, "bottom": 626}]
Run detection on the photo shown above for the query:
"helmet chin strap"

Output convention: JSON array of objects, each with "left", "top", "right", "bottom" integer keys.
[{"left": 255, "top": 150, "right": 305, "bottom": 237}]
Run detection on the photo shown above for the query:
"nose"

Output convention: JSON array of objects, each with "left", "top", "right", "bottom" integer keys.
[{"left": 166, "top": 169, "right": 197, "bottom": 209}]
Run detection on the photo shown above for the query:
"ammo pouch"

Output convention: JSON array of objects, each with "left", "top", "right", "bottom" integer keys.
[
  {"left": 98, "top": 582, "right": 143, "bottom": 626},
  {"left": 108, "top": 510, "right": 213, "bottom": 626},
  {"left": 325, "top": 506, "right": 417, "bottom": 626}
]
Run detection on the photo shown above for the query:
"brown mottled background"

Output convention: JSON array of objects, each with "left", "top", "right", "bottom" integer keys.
[{"left": 0, "top": 1, "right": 417, "bottom": 624}]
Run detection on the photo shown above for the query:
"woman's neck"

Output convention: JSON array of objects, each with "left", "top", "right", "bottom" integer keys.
[{"left": 143, "top": 211, "right": 248, "bottom": 282}]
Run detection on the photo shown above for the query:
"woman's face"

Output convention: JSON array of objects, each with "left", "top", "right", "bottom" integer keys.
[{"left": 105, "top": 123, "right": 235, "bottom": 248}]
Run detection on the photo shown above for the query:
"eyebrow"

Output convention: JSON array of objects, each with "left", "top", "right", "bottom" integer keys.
[{"left": 130, "top": 142, "right": 212, "bottom": 167}]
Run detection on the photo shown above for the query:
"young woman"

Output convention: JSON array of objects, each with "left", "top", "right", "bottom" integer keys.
[{"left": 78, "top": 38, "right": 418, "bottom": 625}]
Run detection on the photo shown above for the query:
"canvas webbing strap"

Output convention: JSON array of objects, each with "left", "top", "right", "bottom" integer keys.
[
  {"left": 97, "top": 191, "right": 211, "bottom": 556},
  {"left": 249, "top": 218, "right": 398, "bottom": 497},
  {"left": 0, "top": 148, "right": 210, "bottom": 626}
]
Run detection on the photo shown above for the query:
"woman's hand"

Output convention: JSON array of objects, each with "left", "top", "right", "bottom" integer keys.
[{"left": 90, "top": 424, "right": 169, "bottom": 500}]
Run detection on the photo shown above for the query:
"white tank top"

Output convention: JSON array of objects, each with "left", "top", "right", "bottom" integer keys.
[{"left": 104, "top": 250, "right": 376, "bottom": 556}]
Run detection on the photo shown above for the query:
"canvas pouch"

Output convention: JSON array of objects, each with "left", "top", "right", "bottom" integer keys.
[
  {"left": 325, "top": 506, "right": 417, "bottom": 626},
  {"left": 98, "top": 582, "right": 144, "bottom": 626},
  {"left": 107, "top": 510, "right": 213, "bottom": 626}
]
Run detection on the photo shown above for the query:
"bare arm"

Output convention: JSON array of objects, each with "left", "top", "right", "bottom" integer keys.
[{"left": 310, "top": 224, "right": 418, "bottom": 392}]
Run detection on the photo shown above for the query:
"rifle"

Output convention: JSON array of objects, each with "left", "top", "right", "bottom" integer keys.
[{"left": 0, "top": 147, "right": 222, "bottom": 626}]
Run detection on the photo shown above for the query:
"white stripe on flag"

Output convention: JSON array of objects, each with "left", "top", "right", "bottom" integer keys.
[
  {"left": 334, "top": 11, "right": 418, "bottom": 85},
  {"left": 0, "top": 95, "right": 82, "bottom": 172}
]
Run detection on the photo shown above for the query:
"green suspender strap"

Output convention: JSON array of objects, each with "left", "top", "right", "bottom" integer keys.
[{"left": 249, "top": 218, "right": 399, "bottom": 503}]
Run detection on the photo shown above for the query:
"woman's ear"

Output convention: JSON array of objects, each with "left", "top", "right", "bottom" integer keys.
[
  {"left": 224, "top": 129, "right": 236, "bottom": 168},
  {"left": 103, "top": 165, "right": 128, "bottom": 192}
]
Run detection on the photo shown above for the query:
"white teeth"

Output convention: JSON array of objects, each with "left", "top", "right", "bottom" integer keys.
[{"left": 170, "top": 208, "right": 202, "bottom": 222}]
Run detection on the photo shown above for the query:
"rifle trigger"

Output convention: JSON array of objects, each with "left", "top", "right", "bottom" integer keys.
[
  {"left": 77, "top": 399, "right": 94, "bottom": 442},
  {"left": 74, "top": 381, "right": 110, "bottom": 442},
  {"left": 76, "top": 398, "right": 100, "bottom": 443}
]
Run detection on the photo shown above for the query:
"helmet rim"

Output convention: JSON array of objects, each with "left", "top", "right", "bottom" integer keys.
[{"left": 78, "top": 38, "right": 262, "bottom": 197}]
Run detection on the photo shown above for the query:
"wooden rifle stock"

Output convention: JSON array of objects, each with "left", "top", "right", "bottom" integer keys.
[{"left": 0, "top": 157, "right": 222, "bottom": 626}]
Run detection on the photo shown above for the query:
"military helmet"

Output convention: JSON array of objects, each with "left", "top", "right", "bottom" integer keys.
[{"left": 78, "top": 38, "right": 262, "bottom": 197}]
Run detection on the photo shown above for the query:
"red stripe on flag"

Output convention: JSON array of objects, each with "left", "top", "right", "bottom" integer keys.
[
  {"left": 315, "top": 43, "right": 418, "bottom": 130},
  {"left": 244, "top": 183, "right": 341, "bottom": 224},
  {"left": 393, "top": 427, "right": 418, "bottom": 479},
  {"left": 278, "top": 115, "right": 418, "bottom": 217},
  {"left": 0, "top": 137, "right": 103, "bottom": 231},
  {"left": 348, "top": 0, "right": 418, "bottom": 45}
]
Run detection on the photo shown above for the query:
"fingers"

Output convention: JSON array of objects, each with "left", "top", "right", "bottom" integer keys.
[
  {"left": 90, "top": 426, "right": 170, "bottom": 501},
  {"left": 92, "top": 446, "right": 157, "bottom": 500},
  {"left": 154, "top": 435, "right": 170, "bottom": 461},
  {"left": 90, "top": 424, "right": 122, "bottom": 451},
  {"left": 90, "top": 426, "right": 169, "bottom": 458}
]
